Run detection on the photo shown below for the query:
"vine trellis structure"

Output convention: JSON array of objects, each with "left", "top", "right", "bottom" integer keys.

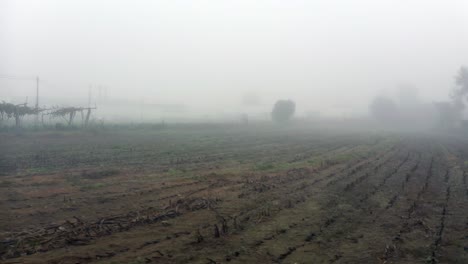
[
  {"left": 0, "top": 101, "right": 96, "bottom": 128},
  {"left": 0, "top": 101, "right": 41, "bottom": 127},
  {"left": 43, "top": 106, "right": 97, "bottom": 127}
]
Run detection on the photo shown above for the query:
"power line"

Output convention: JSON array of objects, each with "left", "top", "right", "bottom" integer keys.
[{"left": 0, "top": 74, "right": 37, "bottom": 81}]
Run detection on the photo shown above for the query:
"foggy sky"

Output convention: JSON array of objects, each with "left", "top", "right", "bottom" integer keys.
[{"left": 1, "top": 0, "right": 468, "bottom": 117}]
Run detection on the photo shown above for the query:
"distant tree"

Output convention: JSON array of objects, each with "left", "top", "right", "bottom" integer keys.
[
  {"left": 452, "top": 66, "right": 468, "bottom": 111},
  {"left": 434, "top": 66, "right": 468, "bottom": 129},
  {"left": 369, "top": 96, "right": 398, "bottom": 122},
  {"left": 271, "top": 100, "right": 295, "bottom": 123},
  {"left": 456, "top": 66, "right": 468, "bottom": 90}
]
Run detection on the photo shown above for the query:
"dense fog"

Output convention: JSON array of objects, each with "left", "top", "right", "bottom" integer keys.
[
  {"left": 1, "top": 0, "right": 468, "bottom": 123},
  {"left": 4, "top": 3, "right": 468, "bottom": 263}
]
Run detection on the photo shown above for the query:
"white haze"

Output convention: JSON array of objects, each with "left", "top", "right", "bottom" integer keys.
[{"left": 1, "top": 0, "right": 468, "bottom": 120}]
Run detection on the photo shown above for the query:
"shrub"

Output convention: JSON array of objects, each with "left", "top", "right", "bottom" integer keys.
[{"left": 271, "top": 100, "right": 296, "bottom": 123}]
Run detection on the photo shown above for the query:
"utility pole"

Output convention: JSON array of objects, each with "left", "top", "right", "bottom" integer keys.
[
  {"left": 88, "top": 84, "right": 92, "bottom": 107},
  {"left": 35, "top": 76, "right": 39, "bottom": 124}
]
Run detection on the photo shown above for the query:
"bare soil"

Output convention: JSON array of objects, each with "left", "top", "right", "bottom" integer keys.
[{"left": 1, "top": 126, "right": 467, "bottom": 263}]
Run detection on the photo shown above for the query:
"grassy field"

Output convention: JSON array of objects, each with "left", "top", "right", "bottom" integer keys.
[{"left": 1, "top": 124, "right": 468, "bottom": 263}]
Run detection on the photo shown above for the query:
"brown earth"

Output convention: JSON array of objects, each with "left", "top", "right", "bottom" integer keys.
[{"left": 1, "top": 126, "right": 467, "bottom": 263}]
